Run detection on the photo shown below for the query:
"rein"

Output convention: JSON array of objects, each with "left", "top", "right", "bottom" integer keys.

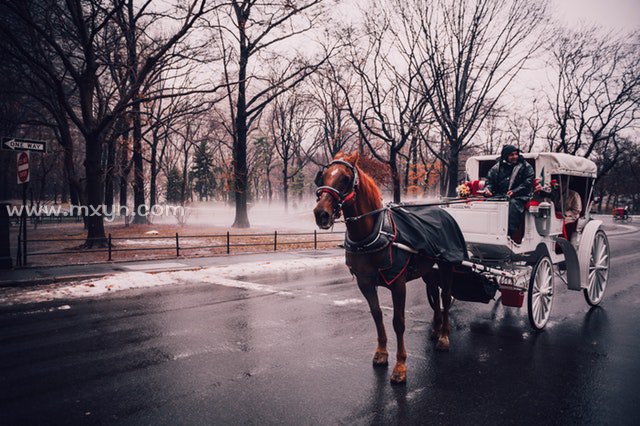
[
  {"left": 342, "top": 197, "right": 508, "bottom": 223},
  {"left": 314, "top": 160, "right": 508, "bottom": 224}
]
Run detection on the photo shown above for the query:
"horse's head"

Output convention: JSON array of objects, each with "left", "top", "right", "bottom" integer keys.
[{"left": 313, "top": 151, "right": 360, "bottom": 229}]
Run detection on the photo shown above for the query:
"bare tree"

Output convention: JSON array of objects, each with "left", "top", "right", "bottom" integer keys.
[
  {"left": 142, "top": 75, "right": 209, "bottom": 208},
  {"left": 251, "top": 135, "right": 276, "bottom": 203},
  {"left": 547, "top": 27, "right": 640, "bottom": 178},
  {"left": 506, "top": 99, "right": 545, "bottom": 153},
  {"left": 213, "top": 0, "right": 330, "bottom": 227},
  {"left": 336, "top": 8, "right": 427, "bottom": 202},
  {"left": 270, "top": 89, "right": 313, "bottom": 212},
  {"left": 0, "top": 0, "right": 214, "bottom": 246},
  {"left": 308, "top": 65, "right": 358, "bottom": 162},
  {"left": 403, "top": 0, "right": 548, "bottom": 195}
]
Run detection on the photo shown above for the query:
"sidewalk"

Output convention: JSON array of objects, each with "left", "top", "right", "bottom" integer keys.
[{"left": 0, "top": 248, "right": 344, "bottom": 288}]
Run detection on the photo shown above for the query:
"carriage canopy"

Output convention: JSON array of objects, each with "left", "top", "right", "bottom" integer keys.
[{"left": 466, "top": 152, "right": 598, "bottom": 182}]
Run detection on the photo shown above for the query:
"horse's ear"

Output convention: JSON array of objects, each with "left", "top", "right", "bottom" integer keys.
[{"left": 350, "top": 151, "right": 359, "bottom": 165}]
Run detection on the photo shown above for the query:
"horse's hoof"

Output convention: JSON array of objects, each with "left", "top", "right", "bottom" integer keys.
[
  {"left": 372, "top": 351, "right": 389, "bottom": 367},
  {"left": 390, "top": 365, "right": 407, "bottom": 385},
  {"left": 430, "top": 329, "right": 440, "bottom": 341},
  {"left": 435, "top": 336, "right": 450, "bottom": 351}
]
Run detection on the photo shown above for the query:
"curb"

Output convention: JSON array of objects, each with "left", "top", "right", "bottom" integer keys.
[
  {"left": 0, "top": 273, "right": 114, "bottom": 288},
  {"left": 0, "top": 266, "right": 204, "bottom": 289}
]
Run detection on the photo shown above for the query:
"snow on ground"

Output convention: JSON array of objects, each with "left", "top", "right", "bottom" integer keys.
[
  {"left": 332, "top": 298, "right": 363, "bottom": 306},
  {"left": 0, "top": 256, "right": 345, "bottom": 305}
]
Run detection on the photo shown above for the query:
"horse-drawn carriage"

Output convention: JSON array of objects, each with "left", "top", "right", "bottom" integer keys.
[
  {"left": 441, "top": 152, "right": 609, "bottom": 330},
  {"left": 314, "top": 151, "right": 609, "bottom": 384},
  {"left": 612, "top": 207, "right": 631, "bottom": 223}
]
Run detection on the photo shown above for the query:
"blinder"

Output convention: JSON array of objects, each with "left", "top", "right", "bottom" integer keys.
[
  {"left": 314, "top": 168, "right": 325, "bottom": 188},
  {"left": 314, "top": 159, "right": 360, "bottom": 220}
]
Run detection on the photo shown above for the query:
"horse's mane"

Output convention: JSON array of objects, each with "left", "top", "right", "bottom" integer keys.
[{"left": 336, "top": 151, "right": 383, "bottom": 209}]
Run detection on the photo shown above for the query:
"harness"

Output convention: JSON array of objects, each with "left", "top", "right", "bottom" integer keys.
[{"left": 314, "top": 162, "right": 470, "bottom": 286}]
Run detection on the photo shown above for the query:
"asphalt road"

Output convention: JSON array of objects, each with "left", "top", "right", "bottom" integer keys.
[{"left": 1, "top": 224, "right": 639, "bottom": 425}]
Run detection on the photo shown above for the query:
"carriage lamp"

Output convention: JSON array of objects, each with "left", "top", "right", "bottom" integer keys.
[{"left": 537, "top": 201, "right": 551, "bottom": 219}]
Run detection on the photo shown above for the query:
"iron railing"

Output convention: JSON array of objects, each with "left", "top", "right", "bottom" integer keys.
[{"left": 17, "top": 230, "right": 344, "bottom": 266}]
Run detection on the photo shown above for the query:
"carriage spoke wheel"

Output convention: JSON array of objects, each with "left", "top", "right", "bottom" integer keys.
[
  {"left": 527, "top": 256, "right": 554, "bottom": 330},
  {"left": 584, "top": 230, "right": 610, "bottom": 306}
]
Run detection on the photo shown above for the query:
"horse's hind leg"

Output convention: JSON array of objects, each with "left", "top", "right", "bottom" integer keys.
[
  {"left": 390, "top": 279, "right": 408, "bottom": 385},
  {"left": 436, "top": 263, "right": 453, "bottom": 351},
  {"left": 423, "top": 272, "right": 442, "bottom": 340},
  {"left": 358, "top": 281, "right": 388, "bottom": 367}
]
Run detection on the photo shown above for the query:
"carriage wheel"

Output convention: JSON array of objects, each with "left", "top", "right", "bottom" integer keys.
[
  {"left": 583, "top": 230, "right": 610, "bottom": 306},
  {"left": 527, "top": 256, "right": 554, "bottom": 330}
]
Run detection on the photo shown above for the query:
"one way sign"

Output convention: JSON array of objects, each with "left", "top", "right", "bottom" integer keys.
[{"left": 1, "top": 137, "right": 47, "bottom": 153}]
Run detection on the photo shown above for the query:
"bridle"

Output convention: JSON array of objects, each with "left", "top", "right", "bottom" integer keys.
[{"left": 315, "top": 159, "right": 360, "bottom": 219}]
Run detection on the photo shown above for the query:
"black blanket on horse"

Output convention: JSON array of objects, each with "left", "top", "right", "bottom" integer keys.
[{"left": 344, "top": 205, "right": 467, "bottom": 285}]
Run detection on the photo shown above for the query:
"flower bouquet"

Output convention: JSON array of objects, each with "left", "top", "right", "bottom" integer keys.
[{"left": 456, "top": 182, "right": 472, "bottom": 198}]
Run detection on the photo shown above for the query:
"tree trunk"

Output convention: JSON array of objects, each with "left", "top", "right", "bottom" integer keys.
[
  {"left": 232, "top": 46, "right": 250, "bottom": 228},
  {"left": 267, "top": 169, "right": 273, "bottom": 205},
  {"left": 403, "top": 154, "right": 410, "bottom": 196},
  {"left": 181, "top": 145, "right": 189, "bottom": 206},
  {"left": 119, "top": 131, "right": 130, "bottom": 211},
  {"left": 283, "top": 160, "right": 289, "bottom": 213},
  {"left": 83, "top": 135, "right": 107, "bottom": 247},
  {"left": 150, "top": 144, "right": 157, "bottom": 207},
  {"left": 104, "top": 133, "right": 116, "bottom": 214},
  {"left": 390, "top": 152, "right": 401, "bottom": 203},
  {"left": 447, "top": 142, "right": 461, "bottom": 197},
  {"left": 131, "top": 102, "right": 147, "bottom": 223},
  {"left": 62, "top": 142, "right": 81, "bottom": 207}
]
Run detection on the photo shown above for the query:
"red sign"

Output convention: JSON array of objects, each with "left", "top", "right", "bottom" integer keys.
[{"left": 17, "top": 152, "right": 30, "bottom": 184}]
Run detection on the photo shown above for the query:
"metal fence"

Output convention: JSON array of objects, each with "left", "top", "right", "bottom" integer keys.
[{"left": 16, "top": 230, "right": 344, "bottom": 266}]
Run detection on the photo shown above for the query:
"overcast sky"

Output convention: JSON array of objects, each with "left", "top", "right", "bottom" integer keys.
[{"left": 552, "top": 0, "right": 640, "bottom": 31}]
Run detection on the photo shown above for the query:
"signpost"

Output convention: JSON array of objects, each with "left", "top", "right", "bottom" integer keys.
[
  {"left": 0, "top": 138, "right": 45, "bottom": 268},
  {"left": 1, "top": 137, "right": 46, "bottom": 153},
  {"left": 17, "top": 152, "right": 30, "bottom": 184}
]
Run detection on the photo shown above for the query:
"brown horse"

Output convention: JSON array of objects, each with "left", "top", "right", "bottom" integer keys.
[{"left": 313, "top": 151, "right": 455, "bottom": 385}]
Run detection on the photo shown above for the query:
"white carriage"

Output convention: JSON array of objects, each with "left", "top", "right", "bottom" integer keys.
[{"left": 441, "top": 152, "right": 609, "bottom": 330}]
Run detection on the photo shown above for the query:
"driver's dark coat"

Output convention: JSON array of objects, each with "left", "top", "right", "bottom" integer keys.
[
  {"left": 485, "top": 158, "right": 535, "bottom": 201},
  {"left": 485, "top": 155, "right": 535, "bottom": 235}
]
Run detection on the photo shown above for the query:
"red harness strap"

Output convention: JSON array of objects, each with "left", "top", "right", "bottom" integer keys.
[{"left": 342, "top": 191, "right": 356, "bottom": 204}]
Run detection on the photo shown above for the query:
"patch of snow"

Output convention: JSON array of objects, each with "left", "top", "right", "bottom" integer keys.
[
  {"left": 120, "top": 239, "right": 173, "bottom": 246},
  {"left": 333, "top": 298, "right": 363, "bottom": 306},
  {"left": 124, "top": 262, "right": 188, "bottom": 270},
  {"left": 0, "top": 256, "right": 345, "bottom": 305}
]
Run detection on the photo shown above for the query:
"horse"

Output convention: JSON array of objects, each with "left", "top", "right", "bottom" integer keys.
[{"left": 313, "top": 151, "right": 457, "bottom": 385}]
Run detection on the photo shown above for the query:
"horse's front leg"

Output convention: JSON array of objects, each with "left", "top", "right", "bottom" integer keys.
[
  {"left": 436, "top": 263, "right": 453, "bottom": 351},
  {"left": 390, "top": 279, "right": 407, "bottom": 385},
  {"left": 358, "top": 280, "right": 388, "bottom": 367}
]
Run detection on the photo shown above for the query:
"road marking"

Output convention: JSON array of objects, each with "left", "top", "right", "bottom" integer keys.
[{"left": 333, "top": 298, "right": 363, "bottom": 306}]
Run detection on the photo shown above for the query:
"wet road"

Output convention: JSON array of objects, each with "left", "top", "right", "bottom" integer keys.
[{"left": 1, "top": 225, "right": 640, "bottom": 424}]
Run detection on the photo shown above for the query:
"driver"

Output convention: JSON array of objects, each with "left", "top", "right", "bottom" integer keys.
[{"left": 484, "top": 145, "right": 535, "bottom": 239}]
